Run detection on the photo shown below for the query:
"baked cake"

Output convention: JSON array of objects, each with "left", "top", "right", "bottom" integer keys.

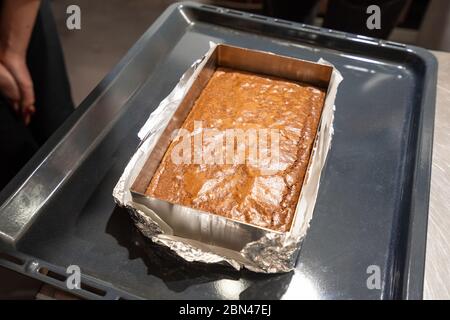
[{"left": 145, "top": 67, "right": 326, "bottom": 232}]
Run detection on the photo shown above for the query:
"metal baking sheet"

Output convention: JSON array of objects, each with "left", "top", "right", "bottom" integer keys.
[{"left": 0, "top": 2, "right": 437, "bottom": 299}]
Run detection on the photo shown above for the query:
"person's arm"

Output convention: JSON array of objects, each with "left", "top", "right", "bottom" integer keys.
[{"left": 0, "top": 0, "right": 41, "bottom": 125}]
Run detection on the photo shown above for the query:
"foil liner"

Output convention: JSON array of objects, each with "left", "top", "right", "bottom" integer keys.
[{"left": 113, "top": 43, "right": 343, "bottom": 273}]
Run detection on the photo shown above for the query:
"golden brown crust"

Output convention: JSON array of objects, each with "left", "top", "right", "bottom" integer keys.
[{"left": 146, "top": 67, "right": 326, "bottom": 232}]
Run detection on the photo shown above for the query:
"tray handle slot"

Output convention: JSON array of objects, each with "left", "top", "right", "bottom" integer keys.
[
  {"left": 226, "top": 9, "right": 244, "bottom": 16},
  {"left": 383, "top": 40, "right": 407, "bottom": 49},
  {"left": 38, "top": 267, "right": 107, "bottom": 298},
  {"left": 200, "top": 4, "right": 219, "bottom": 12},
  {"left": 249, "top": 14, "right": 268, "bottom": 21},
  {"left": 274, "top": 19, "right": 293, "bottom": 26},
  {"left": 0, "top": 252, "right": 25, "bottom": 266}
]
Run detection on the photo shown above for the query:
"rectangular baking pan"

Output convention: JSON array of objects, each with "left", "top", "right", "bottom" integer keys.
[
  {"left": 130, "top": 43, "right": 334, "bottom": 255},
  {"left": 0, "top": 2, "right": 437, "bottom": 299}
]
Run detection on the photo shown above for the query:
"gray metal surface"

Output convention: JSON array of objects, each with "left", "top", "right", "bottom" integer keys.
[{"left": 0, "top": 2, "right": 437, "bottom": 299}]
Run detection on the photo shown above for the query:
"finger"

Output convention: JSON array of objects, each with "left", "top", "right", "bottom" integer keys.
[
  {"left": 0, "top": 63, "right": 21, "bottom": 106},
  {"left": 19, "top": 80, "right": 35, "bottom": 111},
  {"left": 21, "top": 104, "right": 35, "bottom": 126},
  {"left": 17, "top": 78, "right": 35, "bottom": 119},
  {"left": 2, "top": 56, "right": 35, "bottom": 116},
  {"left": 13, "top": 101, "right": 20, "bottom": 113},
  {"left": 24, "top": 113, "right": 31, "bottom": 126},
  {"left": 28, "top": 104, "right": 36, "bottom": 114},
  {"left": 18, "top": 78, "right": 35, "bottom": 125},
  {"left": 22, "top": 103, "right": 35, "bottom": 115}
]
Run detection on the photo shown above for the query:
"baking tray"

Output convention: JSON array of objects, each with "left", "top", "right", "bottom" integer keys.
[{"left": 0, "top": 2, "right": 437, "bottom": 299}]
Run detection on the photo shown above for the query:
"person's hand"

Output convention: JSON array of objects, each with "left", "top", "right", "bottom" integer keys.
[
  {"left": 0, "top": 52, "right": 35, "bottom": 125},
  {"left": 0, "top": 61, "right": 20, "bottom": 112},
  {"left": 0, "top": 0, "right": 41, "bottom": 126}
]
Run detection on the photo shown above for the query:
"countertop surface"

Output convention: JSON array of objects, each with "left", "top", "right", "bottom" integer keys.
[{"left": 424, "top": 51, "right": 450, "bottom": 300}]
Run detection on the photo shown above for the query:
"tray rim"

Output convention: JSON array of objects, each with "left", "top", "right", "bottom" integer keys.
[{"left": 0, "top": 1, "right": 438, "bottom": 300}]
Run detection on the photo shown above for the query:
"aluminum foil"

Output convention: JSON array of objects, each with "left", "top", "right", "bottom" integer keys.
[{"left": 113, "top": 43, "right": 343, "bottom": 273}]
